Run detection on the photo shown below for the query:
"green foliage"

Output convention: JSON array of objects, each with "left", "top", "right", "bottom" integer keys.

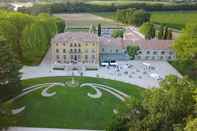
[
  {"left": 139, "top": 22, "right": 155, "bottom": 39},
  {"left": 108, "top": 75, "right": 196, "bottom": 131},
  {"left": 126, "top": 45, "right": 140, "bottom": 60},
  {"left": 0, "top": 37, "right": 22, "bottom": 101},
  {"left": 0, "top": 101, "right": 18, "bottom": 130},
  {"left": 115, "top": 8, "right": 150, "bottom": 26},
  {"left": 98, "top": 24, "right": 101, "bottom": 37},
  {"left": 173, "top": 23, "right": 197, "bottom": 61},
  {"left": 185, "top": 118, "right": 197, "bottom": 131},
  {"left": 0, "top": 10, "right": 63, "bottom": 65},
  {"left": 112, "top": 29, "right": 124, "bottom": 38}
]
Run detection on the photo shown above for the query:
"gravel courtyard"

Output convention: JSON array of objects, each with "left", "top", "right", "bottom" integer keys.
[{"left": 21, "top": 60, "right": 181, "bottom": 88}]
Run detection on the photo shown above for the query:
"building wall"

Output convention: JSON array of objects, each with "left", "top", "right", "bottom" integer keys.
[
  {"left": 51, "top": 40, "right": 99, "bottom": 70},
  {"left": 135, "top": 49, "right": 176, "bottom": 61},
  {"left": 100, "top": 45, "right": 129, "bottom": 62}
]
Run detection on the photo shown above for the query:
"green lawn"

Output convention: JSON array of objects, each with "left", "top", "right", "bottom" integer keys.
[
  {"left": 94, "top": 11, "right": 197, "bottom": 30},
  {"left": 14, "top": 77, "right": 144, "bottom": 129},
  {"left": 150, "top": 11, "right": 197, "bottom": 29}
]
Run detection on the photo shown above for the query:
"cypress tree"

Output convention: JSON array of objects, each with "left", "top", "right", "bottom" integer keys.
[
  {"left": 98, "top": 24, "right": 101, "bottom": 37},
  {"left": 158, "top": 25, "right": 164, "bottom": 39},
  {"left": 167, "top": 29, "right": 173, "bottom": 40},
  {"left": 163, "top": 26, "right": 169, "bottom": 40},
  {"left": 0, "top": 37, "right": 22, "bottom": 101}
]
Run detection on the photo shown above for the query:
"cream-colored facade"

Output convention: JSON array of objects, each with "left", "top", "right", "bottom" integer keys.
[{"left": 51, "top": 32, "right": 100, "bottom": 70}]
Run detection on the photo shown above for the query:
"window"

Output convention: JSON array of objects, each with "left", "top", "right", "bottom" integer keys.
[
  {"left": 56, "top": 43, "right": 58, "bottom": 46},
  {"left": 146, "top": 51, "right": 150, "bottom": 54},
  {"left": 57, "top": 60, "right": 61, "bottom": 63},
  {"left": 161, "top": 51, "right": 165, "bottom": 55},
  {"left": 92, "top": 55, "right": 95, "bottom": 59},
  {"left": 169, "top": 51, "right": 173, "bottom": 55},
  {"left": 74, "top": 49, "right": 77, "bottom": 53},
  {"left": 70, "top": 49, "right": 73, "bottom": 53},
  {"left": 145, "top": 56, "right": 149, "bottom": 60},
  {"left": 56, "top": 55, "right": 60, "bottom": 59},
  {"left": 70, "top": 43, "right": 73, "bottom": 47},
  {"left": 85, "top": 55, "right": 88, "bottom": 60},
  {"left": 56, "top": 49, "right": 59, "bottom": 53},
  {"left": 63, "top": 49, "right": 66, "bottom": 53},
  {"left": 78, "top": 43, "right": 81, "bottom": 47},
  {"left": 74, "top": 43, "right": 77, "bottom": 47},
  {"left": 168, "top": 56, "right": 171, "bottom": 60},
  {"left": 64, "top": 55, "right": 66, "bottom": 59},
  {"left": 153, "top": 51, "right": 157, "bottom": 55},
  {"left": 71, "top": 55, "right": 74, "bottom": 59},
  {"left": 116, "top": 49, "right": 119, "bottom": 53},
  {"left": 160, "top": 56, "right": 163, "bottom": 60},
  {"left": 102, "top": 48, "right": 104, "bottom": 52},
  {"left": 138, "top": 51, "right": 142, "bottom": 54},
  {"left": 63, "top": 43, "right": 65, "bottom": 46},
  {"left": 78, "top": 49, "right": 81, "bottom": 53}
]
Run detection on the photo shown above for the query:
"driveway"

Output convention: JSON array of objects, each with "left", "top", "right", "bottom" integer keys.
[{"left": 20, "top": 60, "right": 182, "bottom": 88}]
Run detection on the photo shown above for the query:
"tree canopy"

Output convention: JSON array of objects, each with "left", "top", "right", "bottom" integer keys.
[
  {"left": 115, "top": 8, "right": 150, "bottom": 27},
  {"left": 139, "top": 22, "right": 155, "bottom": 39},
  {"left": 107, "top": 75, "right": 196, "bottom": 131},
  {"left": 0, "top": 10, "right": 65, "bottom": 65},
  {"left": 173, "top": 23, "right": 197, "bottom": 61}
]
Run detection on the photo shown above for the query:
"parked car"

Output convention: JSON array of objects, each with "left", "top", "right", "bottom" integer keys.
[
  {"left": 109, "top": 60, "right": 118, "bottom": 66},
  {"left": 101, "top": 61, "right": 109, "bottom": 66}
]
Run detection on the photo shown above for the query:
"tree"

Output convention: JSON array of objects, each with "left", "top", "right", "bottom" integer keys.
[
  {"left": 127, "top": 45, "right": 140, "bottom": 60},
  {"left": 158, "top": 25, "right": 164, "bottom": 39},
  {"left": 0, "top": 37, "right": 22, "bottom": 101},
  {"left": 163, "top": 26, "right": 169, "bottom": 40},
  {"left": 107, "top": 75, "right": 196, "bottom": 131},
  {"left": 185, "top": 118, "right": 197, "bottom": 131},
  {"left": 139, "top": 22, "right": 155, "bottom": 39},
  {"left": 98, "top": 24, "right": 101, "bottom": 37},
  {"left": 173, "top": 23, "right": 197, "bottom": 61},
  {"left": 167, "top": 29, "right": 173, "bottom": 40},
  {"left": 89, "top": 24, "right": 96, "bottom": 34},
  {"left": 112, "top": 29, "right": 124, "bottom": 38}
]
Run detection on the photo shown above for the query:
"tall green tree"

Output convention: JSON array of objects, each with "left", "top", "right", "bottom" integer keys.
[
  {"left": 127, "top": 45, "right": 140, "bottom": 60},
  {"left": 98, "top": 24, "right": 101, "bottom": 37},
  {"left": 173, "top": 23, "right": 197, "bottom": 61},
  {"left": 139, "top": 22, "right": 155, "bottom": 39},
  {"left": 107, "top": 75, "right": 196, "bottom": 131},
  {"left": 112, "top": 29, "right": 124, "bottom": 38},
  {"left": 158, "top": 25, "right": 164, "bottom": 39},
  {"left": 0, "top": 37, "right": 22, "bottom": 101}
]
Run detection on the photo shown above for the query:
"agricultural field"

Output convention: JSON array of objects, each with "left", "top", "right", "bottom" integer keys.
[
  {"left": 150, "top": 11, "right": 197, "bottom": 29},
  {"left": 13, "top": 76, "right": 144, "bottom": 129},
  {"left": 85, "top": 0, "right": 171, "bottom": 6},
  {"left": 93, "top": 11, "right": 197, "bottom": 30},
  {"left": 53, "top": 13, "right": 123, "bottom": 29}
]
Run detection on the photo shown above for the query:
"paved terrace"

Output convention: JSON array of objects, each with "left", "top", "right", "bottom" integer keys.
[{"left": 21, "top": 61, "right": 182, "bottom": 88}]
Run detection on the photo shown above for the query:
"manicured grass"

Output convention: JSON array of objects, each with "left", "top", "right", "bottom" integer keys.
[
  {"left": 14, "top": 77, "right": 144, "bottom": 129},
  {"left": 150, "top": 11, "right": 197, "bottom": 29}
]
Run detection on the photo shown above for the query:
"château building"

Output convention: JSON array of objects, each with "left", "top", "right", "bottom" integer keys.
[{"left": 51, "top": 32, "right": 100, "bottom": 70}]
